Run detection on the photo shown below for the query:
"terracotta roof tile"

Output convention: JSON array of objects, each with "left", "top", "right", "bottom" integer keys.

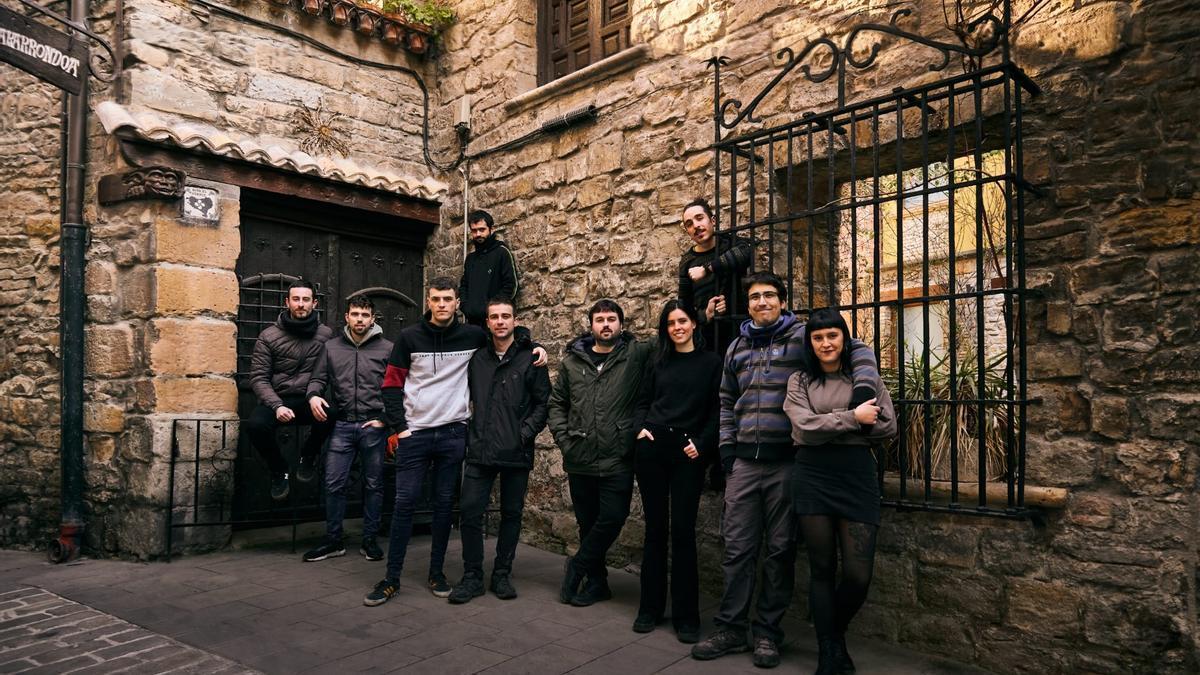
[{"left": 95, "top": 101, "right": 446, "bottom": 201}]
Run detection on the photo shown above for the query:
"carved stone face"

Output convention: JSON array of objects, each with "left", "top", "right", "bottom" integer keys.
[{"left": 143, "top": 168, "right": 181, "bottom": 195}]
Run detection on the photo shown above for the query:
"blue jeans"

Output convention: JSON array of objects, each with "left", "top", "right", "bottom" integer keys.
[
  {"left": 324, "top": 421, "right": 386, "bottom": 543},
  {"left": 385, "top": 423, "right": 466, "bottom": 581}
]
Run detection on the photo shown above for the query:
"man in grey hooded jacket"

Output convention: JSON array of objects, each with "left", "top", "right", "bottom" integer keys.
[{"left": 303, "top": 294, "right": 394, "bottom": 563}]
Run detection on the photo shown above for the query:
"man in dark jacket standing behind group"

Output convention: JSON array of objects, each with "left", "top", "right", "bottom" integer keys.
[
  {"left": 302, "top": 295, "right": 393, "bottom": 563},
  {"left": 459, "top": 210, "right": 519, "bottom": 326},
  {"left": 549, "top": 299, "right": 653, "bottom": 607},
  {"left": 448, "top": 296, "right": 551, "bottom": 604},
  {"left": 246, "top": 279, "right": 335, "bottom": 501}
]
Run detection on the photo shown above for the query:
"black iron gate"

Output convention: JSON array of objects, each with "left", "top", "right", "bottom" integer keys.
[
  {"left": 163, "top": 190, "right": 433, "bottom": 556},
  {"left": 708, "top": 4, "right": 1039, "bottom": 518}
]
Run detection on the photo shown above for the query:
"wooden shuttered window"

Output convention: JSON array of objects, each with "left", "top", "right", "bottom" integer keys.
[{"left": 538, "top": 0, "right": 631, "bottom": 85}]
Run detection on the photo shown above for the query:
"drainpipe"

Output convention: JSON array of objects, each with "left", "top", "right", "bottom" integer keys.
[{"left": 50, "top": 0, "right": 90, "bottom": 563}]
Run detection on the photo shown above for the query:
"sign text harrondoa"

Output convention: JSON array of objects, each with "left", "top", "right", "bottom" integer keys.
[{"left": 0, "top": 4, "right": 86, "bottom": 94}]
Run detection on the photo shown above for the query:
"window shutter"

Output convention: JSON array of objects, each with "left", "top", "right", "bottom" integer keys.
[
  {"left": 538, "top": 0, "right": 632, "bottom": 85},
  {"left": 595, "top": 0, "right": 630, "bottom": 60}
]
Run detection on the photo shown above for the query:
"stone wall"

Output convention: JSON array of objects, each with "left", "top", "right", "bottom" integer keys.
[
  {"left": 0, "top": 0, "right": 441, "bottom": 555},
  {"left": 427, "top": 0, "right": 1200, "bottom": 672},
  {"left": 122, "top": 0, "right": 433, "bottom": 177},
  {"left": 0, "top": 69, "right": 64, "bottom": 548}
]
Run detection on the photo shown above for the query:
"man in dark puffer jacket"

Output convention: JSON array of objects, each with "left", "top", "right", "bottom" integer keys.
[
  {"left": 302, "top": 294, "right": 393, "bottom": 564},
  {"left": 245, "top": 279, "right": 334, "bottom": 501},
  {"left": 448, "top": 296, "right": 551, "bottom": 604}
]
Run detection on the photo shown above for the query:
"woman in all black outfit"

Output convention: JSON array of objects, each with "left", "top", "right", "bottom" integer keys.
[
  {"left": 631, "top": 299, "right": 722, "bottom": 644},
  {"left": 783, "top": 309, "right": 896, "bottom": 675}
]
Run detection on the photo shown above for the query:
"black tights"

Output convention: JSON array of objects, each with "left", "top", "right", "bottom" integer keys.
[{"left": 800, "top": 515, "right": 878, "bottom": 638}]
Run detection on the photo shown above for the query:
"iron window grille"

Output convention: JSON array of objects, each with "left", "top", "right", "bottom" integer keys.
[{"left": 707, "top": 5, "right": 1041, "bottom": 519}]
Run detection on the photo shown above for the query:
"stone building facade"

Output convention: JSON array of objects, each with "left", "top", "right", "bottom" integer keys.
[{"left": 1, "top": 0, "right": 1198, "bottom": 672}]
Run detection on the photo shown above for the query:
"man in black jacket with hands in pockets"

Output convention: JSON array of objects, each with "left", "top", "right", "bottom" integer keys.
[{"left": 448, "top": 296, "right": 551, "bottom": 604}]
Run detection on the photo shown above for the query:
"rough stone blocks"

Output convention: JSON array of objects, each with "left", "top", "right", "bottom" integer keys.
[
  {"left": 151, "top": 377, "right": 238, "bottom": 414},
  {"left": 153, "top": 264, "right": 238, "bottom": 316},
  {"left": 154, "top": 214, "right": 240, "bottom": 270},
  {"left": 84, "top": 324, "right": 135, "bottom": 378},
  {"left": 149, "top": 318, "right": 237, "bottom": 376}
]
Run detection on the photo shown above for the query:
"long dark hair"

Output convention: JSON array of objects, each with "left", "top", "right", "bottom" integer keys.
[
  {"left": 803, "top": 308, "right": 853, "bottom": 382},
  {"left": 656, "top": 299, "right": 703, "bottom": 363}
]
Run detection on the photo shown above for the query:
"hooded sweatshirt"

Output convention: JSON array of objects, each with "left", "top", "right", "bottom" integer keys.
[
  {"left": 718, "top": 311, "right": 880, "bottom": 464},
  {"left": 460, "top": 233, "right": 519, "bottom": 324},
  {"left": 381, "top": 314, "right": 536, "bottom": 433},
  {"left": 305, "top": 324, "right": 393, "bottom": 422}
]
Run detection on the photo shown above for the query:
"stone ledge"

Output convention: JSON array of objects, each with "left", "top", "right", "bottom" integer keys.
[
  {"left": 503, "top": 44, "right": 653, "bottom": 116},
  {"left": 882, "top": 473, "right": 1069, "bottom": 509}
]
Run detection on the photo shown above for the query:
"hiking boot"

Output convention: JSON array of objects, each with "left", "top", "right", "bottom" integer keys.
[
  {"left": 448, "top": 574, "right": 485, "bottom": 604},
  {"left": 359, "top": 538, "right": 383, "bottom": 561},
  {"left": 559, "top": 556, "right": 584, "bottom": 604},
  {"left": 295, "top": 455, "right": 317, "bottom": 483},
  {"left": 675, "top": 624, "right": 701, "bottom": 644},
  {"left": 363, "top": 578, "right": 399, "bottom": 606},
  {"left": 752, "top": 637, "right": 781, "bottom": 669},
  {"left": 302, "top": 540, "right": 345, "bottom": 562},
  {"left": 691, "top": 628, "right": 750, "bottom": 661},
  {"left": 270, "top": 473, "right": 290, "bottom": 501},
  {"left": 569, "top": 577, "right": 612, "bottom": 607},
  {"left": 490, "top": 572, "right": 517, "bottom": 600},
  {"left": 428, "top": 572, "right": 452, "bottom": 598},
  {"left": 632, "top": 612, "right": 659, "bottom": 633}
]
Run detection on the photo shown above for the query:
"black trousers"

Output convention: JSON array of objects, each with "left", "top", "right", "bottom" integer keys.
[
  {"left": 244, "top": 395, "right": 334, "bottom": 476},
  {"left": 635, "top": 435, "right": 705, "bottom": 628},
  {"left": 567, "top": 472, "right": 633, "bottom": 579},
  {"left": 459, "top": 463, "right": 530, "bottom": 576}
]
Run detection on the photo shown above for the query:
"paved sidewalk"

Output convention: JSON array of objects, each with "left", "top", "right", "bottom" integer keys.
[{"left": 0, "top": 538, "right": 988, "bottom": 674}]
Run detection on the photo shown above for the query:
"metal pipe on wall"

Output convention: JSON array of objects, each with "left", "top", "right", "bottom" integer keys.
[{"left": 50, "top": 0, "right": 90, "bottom": 563}]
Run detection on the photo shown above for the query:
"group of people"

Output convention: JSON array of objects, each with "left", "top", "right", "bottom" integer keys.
[{"left": 245, "top": 200, "right": 897, "bottom": 674}]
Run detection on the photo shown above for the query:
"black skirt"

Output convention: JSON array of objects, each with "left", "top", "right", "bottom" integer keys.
[{"left": 791, "top": 443, "right": 880, "bottom": 526}]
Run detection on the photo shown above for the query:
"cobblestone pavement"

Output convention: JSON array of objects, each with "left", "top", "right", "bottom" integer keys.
[
  {"left": 0, "top": 586, "right": 253, "bottom": 673},
  {"left": 0, "top": 538, "right": 988, "bottom": 674}
]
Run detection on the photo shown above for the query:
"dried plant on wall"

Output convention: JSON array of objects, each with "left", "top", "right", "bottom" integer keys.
[{"left": 291, "top": 99, "right": 350, "bottom": 157}]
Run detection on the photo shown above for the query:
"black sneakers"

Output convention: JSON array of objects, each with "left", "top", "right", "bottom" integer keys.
[
  {"left": 448, "top": 574, "right": 485, "bottom": 604},
  {"left": 359, "top": 538, "right": 384, "bottom": 561},
  {"left": 490, "top": 572, "right": 517, "bottom": 600},
  {"left": 295, "top": 455, "right": 317, "bottom": 484},
  {"left": 363, "top": 578, "right": 399, "bottom": 606},
  {"left": 691, "top": 628, "right": 750, "bottom": 660},
  {"left": 559, "top": 556, "right": 584, "bottom": 604},
  {"left": 428, "top": 572, "right": 452, "bottom": 598},
  {"left": 302, "top": 541, "right": 345, "bottom": 562},
  {"left": 269, "top": 473, "right": 290, "bottom": 501},
  {"left": 752, "top": 637, "right": 781, "bottom": 668},
  {"left": 632, "top": 613, "right": 659, "bottom": 633},
  {"left": 675, "top": 624, "right": 701, "bottom": 644},
  {"left": 569, "top": 577, "right": 612, "bottom": 607}
]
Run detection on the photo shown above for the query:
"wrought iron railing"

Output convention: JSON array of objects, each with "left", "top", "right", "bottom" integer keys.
[
  {"left": 165, "top": 418, "right": 476, "bottom": 559},
  {"left": 708, "top": 3, "right": 1040, "bottom": 518}
]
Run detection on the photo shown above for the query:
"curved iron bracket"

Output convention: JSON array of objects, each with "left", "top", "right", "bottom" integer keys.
[
  {"left": 717, "top": 8, "right": 1007, "bottom": 130},
  {"left": 14, "top": 0, "right": 116, "bottom": 82}
]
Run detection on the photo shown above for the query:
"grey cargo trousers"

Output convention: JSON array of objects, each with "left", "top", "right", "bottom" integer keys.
[{"left": 712, "top": 457, "right": 797, "bottom": 643}]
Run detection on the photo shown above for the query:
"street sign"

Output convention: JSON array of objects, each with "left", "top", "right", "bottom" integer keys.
[{"left": 0, "top": 4, "right": 86, "bottom": 95}]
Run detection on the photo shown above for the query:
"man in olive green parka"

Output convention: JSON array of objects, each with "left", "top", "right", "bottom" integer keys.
[{"left": 548, "top": 299, "right": 653, "bottom": 607}]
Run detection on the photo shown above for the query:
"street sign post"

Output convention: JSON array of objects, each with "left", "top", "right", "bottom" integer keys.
[{"left": 0, "top": 3, "right": 86, "bottom": 94}]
